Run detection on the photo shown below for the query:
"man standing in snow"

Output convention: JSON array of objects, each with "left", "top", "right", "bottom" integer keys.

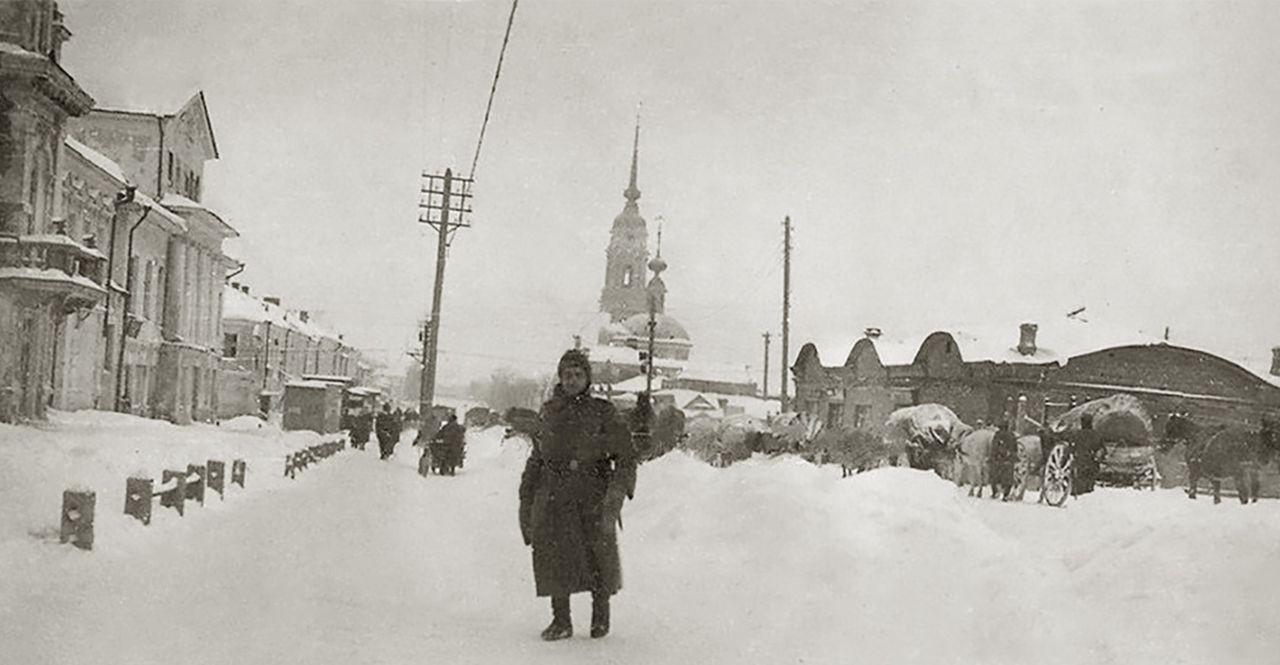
[
  {"left": 1069, "top": 413, "right": 1105, "bottom": 495},
  {"left": 989, "top": 419, "right": 1019, "bottom": 500},
  {"left": 375, "top": 403, "right": 398, "bottom": 460},
  {"left": 519, "top": 349, "right": 637, "bottom": 641}
]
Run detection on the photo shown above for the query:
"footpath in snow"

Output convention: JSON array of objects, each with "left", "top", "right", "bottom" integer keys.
[{"left": 2, "top": 411, "right": 1279, "bottom": 664}]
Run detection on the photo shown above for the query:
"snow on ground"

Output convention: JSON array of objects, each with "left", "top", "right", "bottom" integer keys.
[{"left": 2, "top": 412, "right": 1279, "bottom": 664}]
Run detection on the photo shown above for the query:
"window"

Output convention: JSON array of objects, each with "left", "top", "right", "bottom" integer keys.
[
  {"left": 142, "top": 262, "right": 154, "bottom": 319},
  {"left": 223, "top": 333, "right": 238, "bottom": 358},
  {"left": 623, "top": 266, "right": 633, "bottom": 287},
  {"left": 127, "top": 256, "right": 139, "bottom": 314},
  {"left": 826, "top": 402, "right": 843, "bottom": 429},
  {"left": 852, "top": 404, "right": 871, "bottom": 430},
  {"left": 168, "top": 152, "right": 174, "bottom": 183}
]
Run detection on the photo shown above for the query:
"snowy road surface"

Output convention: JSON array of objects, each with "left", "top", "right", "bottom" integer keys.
[{"left": 3, "top": 414, "right": 1280, "bottom": 664}]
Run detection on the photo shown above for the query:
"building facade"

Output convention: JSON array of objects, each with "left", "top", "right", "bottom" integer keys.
[
  {"left": 0, "top": 0, "right": 96, "bottom": 421},
  {"left": 66, "top": 92, "right": 238, "bottom": 423},
  {"left": 218, "top": 284, "right": 366, "bottom": 419},
  {"left": 794, "top": 319, "right": 1280, "bottom": 438}
]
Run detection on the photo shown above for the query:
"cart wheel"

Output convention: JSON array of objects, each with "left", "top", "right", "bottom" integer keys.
[{"left": 1042, "top": 443, "right": 1073, "bottom": 507}]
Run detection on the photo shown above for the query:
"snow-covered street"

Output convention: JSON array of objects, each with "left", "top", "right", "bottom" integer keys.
[{"left": 3, "top": 413, "right": 1279, "bottom": 664}]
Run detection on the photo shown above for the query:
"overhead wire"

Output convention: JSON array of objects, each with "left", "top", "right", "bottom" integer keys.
[{"left": 469, "top": 0, "right": 520, "bottom": 180}]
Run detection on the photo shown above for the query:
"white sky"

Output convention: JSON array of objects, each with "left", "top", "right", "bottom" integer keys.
[{"left": 60, "top": 0, "right": 1280, "bottom": 385}]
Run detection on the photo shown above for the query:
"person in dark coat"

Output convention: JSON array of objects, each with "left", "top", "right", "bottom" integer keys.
[
  {"left": 519, "top": 349, "right": 637, "bottom": 641},
  {"left": 1069, "top": 413, "right": 1105, "bottom": 495},
  {"left": 989, "top": 420, "right": 1019, "bottom": 500},
  {"left": 375, "top": 403, "right": 398, "bottom": 460},
  {"left": 436, "top": 414, "right": 466, "bottom": 475},
  {"left": 350, "top": 408, "right": 373, "bottom": 451}
]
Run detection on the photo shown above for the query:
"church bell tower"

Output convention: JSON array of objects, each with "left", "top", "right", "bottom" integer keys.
[{"left": 598, "top": 119, "right": 650, "bottom": 322}]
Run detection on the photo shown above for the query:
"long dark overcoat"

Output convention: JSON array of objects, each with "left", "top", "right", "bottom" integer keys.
[{"left": 519, "top": 389, "right": 636, "bottom": 598}]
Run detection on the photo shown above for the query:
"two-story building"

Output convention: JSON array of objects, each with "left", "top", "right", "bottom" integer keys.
[
  {"left": 65, "top": 91, "right": 238, "bottom": 423},
  {"left": 219, "top": 283, "right": 365, "bottom": 419}
]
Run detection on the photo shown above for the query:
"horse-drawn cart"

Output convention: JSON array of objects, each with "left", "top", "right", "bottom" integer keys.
[{"left": 1040, "top": 394, "right": 1156, "bottom": 507}]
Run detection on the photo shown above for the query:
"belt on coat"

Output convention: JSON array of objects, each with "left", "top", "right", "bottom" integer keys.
[{"left": 544, "top": 458, "right": 616, "bottom": 474}]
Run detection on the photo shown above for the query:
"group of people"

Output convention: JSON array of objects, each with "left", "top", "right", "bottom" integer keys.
[
  {"left": 982, "top": 413, "right": 1107, "bottom": 501},
  {"left": 348, "top": 404, "right": 405, "bottom": 460}
]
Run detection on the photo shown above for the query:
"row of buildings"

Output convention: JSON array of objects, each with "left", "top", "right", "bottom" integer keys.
[
  {"left": 0, "top": 1, "right": 367, "bottom": 424},
  {"left": 791, "top": 315, "right": 1280, "bottom": 439}
]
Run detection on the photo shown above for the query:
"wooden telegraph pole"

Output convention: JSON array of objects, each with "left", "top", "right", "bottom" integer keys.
[
  {"left": 781, "top": 216, "right": 792, "bottom": 413},
  {"left": 418, "top": 168, "right": 472, "bottom": 437},
  {"left": 762, "top": 331, "right": 771, "bottom": 398}
]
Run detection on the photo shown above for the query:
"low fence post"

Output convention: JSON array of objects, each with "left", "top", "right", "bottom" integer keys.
[
  {"left": 232, "top": 459, "right": 246, "bottom": 487},
  {"left": 60, "top": 489, "right": 95, "bottom": 550},
  {"left": 207, "top": 460, "right": 226, "bottom": 499},
  {"left": 186, "top": 464, "right": 206, "bottom": 505},
  {"left": 161, "top": 470, "right": 187, "bottom": 516},
  {"left": 124, "top": 477, "right": 153, "bottom": 525}
]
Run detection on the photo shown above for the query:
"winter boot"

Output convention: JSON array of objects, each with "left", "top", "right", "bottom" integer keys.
[
  {"left": 541, "top": 596, "right": 572, "bottom": 641},
  {"left": 590, "top": 592, "right": 611, "bottom": 638}
]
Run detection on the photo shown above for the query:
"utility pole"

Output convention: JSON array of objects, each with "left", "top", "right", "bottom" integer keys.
[
  {"left": 417, "top": 167, "right": 473, "bottom": 436},
  {"left": 762, "top": 332, "right": 771, "bottom": 398},
  {"left": 781, "top": 216, "right": 792, "bottom": 413}
]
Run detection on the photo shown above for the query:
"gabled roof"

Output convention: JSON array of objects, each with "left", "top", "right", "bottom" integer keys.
[
  {"left": 161, "top": 193, "right": 237, "bottom": 238},
  {"left": 174, "top": 91, "right": 219, "bottom": 160},
  {"left": 93, "top": 91, "right": 219, "bottom": 160}
]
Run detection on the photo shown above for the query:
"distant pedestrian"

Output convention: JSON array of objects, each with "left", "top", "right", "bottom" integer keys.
[
  {"left": 376, "top": 403, "right": 398, "bottom": 460},
  {"left": 435, "top": 414, "right": 466, "bottom": 475},
  {"left": 519, "top": 349, "right": 638, "bottom": 641},
  {"left": 350, "top": 408, "right": 373, "bottom": 451}
]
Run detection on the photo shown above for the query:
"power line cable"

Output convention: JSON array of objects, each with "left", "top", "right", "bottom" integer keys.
[{"left": 469, "top": 0, "right": 519, "bottom": 180}]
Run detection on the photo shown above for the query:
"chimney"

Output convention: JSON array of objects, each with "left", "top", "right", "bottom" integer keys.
[
  {"left": 241, "top": 285, "right": 249, "bottom": 294},
  {"left": 1018, "top": 323, "right": 1038, "bottom": 356},
  {"left": 264, "top": 296, "right": 281, "bottom": 307},
  {"left": 1271, "top": 347, "right": 1280, "bottom": 377},
  {"left": 230, "top": 281, "right": 241, "bottom": 291},
  {"left": 299, "top": 310, "right": 310, "bottom": 323},
  {"left": 864, "top": 327, "right": 882, "bottom": 339},
  {"left": 82, "top": 234, "right": 97, "bottom": 249},
  {"left": 717, "top": 397, "right": 729, "bottom": 410}
]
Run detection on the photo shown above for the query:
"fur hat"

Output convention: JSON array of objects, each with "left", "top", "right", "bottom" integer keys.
[{"left": 557, "top": 349, "right": 592, "bottom": 384}]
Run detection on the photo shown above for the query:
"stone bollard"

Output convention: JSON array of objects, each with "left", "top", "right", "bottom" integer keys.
[
  {"left": 60, "top": 490, "right": 95, "bottom": 550},
  {"left": 186, "top": 464, "right": 206, "bottom": 505},
  {"left": 207, "top": 460, "right": 226, "bottom": 499},
  {"left": 231, "top": 459, "right": 246, "bottom": 488},
  {"left": 161, "top": 470, "right": 187, "bottom": 516},
  {"left": 124, "top": 477, "right": 154, "bottom": 525},
  {"left": 284, "top": 454, "right": 294, "bottom": 478}
]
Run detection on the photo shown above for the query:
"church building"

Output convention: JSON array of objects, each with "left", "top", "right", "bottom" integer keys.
[{"left": 589, "top": 121, "right": 692, "bottom": 387}]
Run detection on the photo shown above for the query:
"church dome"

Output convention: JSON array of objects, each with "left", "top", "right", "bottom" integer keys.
[{"left": 621, "top": 312, "right": 690, "bottom": 341}]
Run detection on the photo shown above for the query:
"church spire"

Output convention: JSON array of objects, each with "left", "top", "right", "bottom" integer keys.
[{"left": 623, "top": 109, "right": 641, "bottom": 204}]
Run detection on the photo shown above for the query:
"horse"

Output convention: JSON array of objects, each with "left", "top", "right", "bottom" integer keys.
[
  {"left": 1162, "top": 414, "right": 1280, "bottom": 504},
  {"left": 951, "top": 426, "right": 994, "bottom": 497}
]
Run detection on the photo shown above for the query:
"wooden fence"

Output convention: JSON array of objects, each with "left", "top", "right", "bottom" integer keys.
[{"left": 60, "top": 434, "right": 347, "bottom": 551}]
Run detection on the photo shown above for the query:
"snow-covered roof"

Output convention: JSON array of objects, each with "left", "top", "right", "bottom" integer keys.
[
  {"left": 64, "top": 136, "right": 129, "bottom": 184},
  {"left": 284, "top": 380, "right": 336, "bottom": 390},
  {"left": 611, "top": 373, "right": 661, "bottom": 393},
  {"left": 676, "top": 360, "right": 756, "bottom": 386},
  {"left": 160, "top": 192, "right": 237, "bottom": 237},
  {"left": 0, "top": 266, "right": 106, "bottom": 294},
  {"left": 0, "top": 43, "right": 40, "bottom": 58},
  {"left": 944, "top": 315, "right": 1163, "bottom": 365},
  {"left": 223, "top": 286, "right": 343, "bottom": 344},
  {"left": 800, "top": 333, "right": 917, "bottom": 368},
  {"left": 5, "top": 234, "right": 107, "bottom": 261}
]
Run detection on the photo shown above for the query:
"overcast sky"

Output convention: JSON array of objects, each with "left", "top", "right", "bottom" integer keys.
[{"left": 60, "top": 0, "right": 1280, "bottom": 385}]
